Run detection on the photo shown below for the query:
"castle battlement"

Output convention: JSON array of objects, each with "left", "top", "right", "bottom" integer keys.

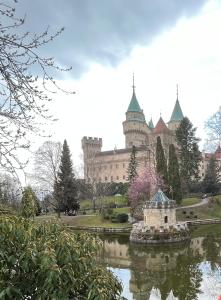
[{"left": 82, "top": 136, "right": 102, "bottom": 145}]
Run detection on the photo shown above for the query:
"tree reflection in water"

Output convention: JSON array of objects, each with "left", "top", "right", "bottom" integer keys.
[{"left": 100, "top": 229, "right": 221, "bottom": 300}]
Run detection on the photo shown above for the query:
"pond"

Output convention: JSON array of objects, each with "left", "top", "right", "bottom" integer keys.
[{"left": 99, "top": 225, "right": 221, "bottom": 300}]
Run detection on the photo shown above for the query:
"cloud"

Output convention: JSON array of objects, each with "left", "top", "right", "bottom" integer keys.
[{"left": 14, "top": 0, "right": 208, "bottom": 77}]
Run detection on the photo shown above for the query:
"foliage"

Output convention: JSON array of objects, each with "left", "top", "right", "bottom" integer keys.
[
  {"left": 176, "top": 117, "right": 201, "bottom": 191},
  {"left": 0, "top": 2, "right": 72, "bottom": 176},
  {"left": 205, "top": 108, "right": 221, "bottom": 151},
  {"left": 168, "top": 144, "right": 182, "bottom": 203},
  {"left": 0, "top": 215, "right": 122, "bottom": 299},
  {"left": 156, "top": 136, "right": 168, "bottom": 186},
  {"left": 57, "top": 140, "right": 79, "bottom": 214},
  {"left": 20, "top": 186, "right": 38, "bottom": 218},
  {"left": 202, "top": 155, "right": 220, "bottom": 195},
  {"left": 116, "top": 213, "right": 129, "bottom": 223},
  {"left": 128, "top": 166, "right": 159, "bottom": 214},
  {"left": 127, "top": 145, "right": 138, "bottom": 182}
]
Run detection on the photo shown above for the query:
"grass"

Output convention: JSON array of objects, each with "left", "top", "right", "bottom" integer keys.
[
  {"left": 177, "top": 197, "right": 221, "bottom": 221},
  {"left": 36, "top": 214, "right": 131, "bottom": 228},
  {"left": 180, "top": 197, "right": 201, "bottom": 207},
  {"left": 79, "top": 196, "right": 127, "bottom": 210},
  {"left": 191, "top": 224, "right": 221, "bottom": 238}
]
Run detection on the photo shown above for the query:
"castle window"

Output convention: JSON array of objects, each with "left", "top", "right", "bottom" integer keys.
[
  {"left": 111, "top": 176, "right": 113, "bottom": 181},
  {"left": 116, "top": 164, "right": 118, "bottom": 169},
  {"left": 123, "top": 175, "right": 125, "bottom": 180},
  {"left": 116, "top": 176, "right": 119, "bottom": 180},
  {"left": 105, "top": 176, "right": 108, "bottom": 181},
  {"left": 164, "top": 216, "right": 168, "bottom": 223}
]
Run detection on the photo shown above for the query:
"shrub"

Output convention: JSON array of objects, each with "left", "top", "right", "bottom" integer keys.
[
  {"left": 116, "top": 213, "right": 128, "bottom": 223},
  {"left": 0, "top": 215, "right": 122, "bottom": 299}
]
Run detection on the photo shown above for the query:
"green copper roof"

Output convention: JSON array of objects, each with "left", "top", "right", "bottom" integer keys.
[
  {"left": 169, "top": 99, "right": 184, "bottom": 122},
  {"left": 127, "top": 89, "right": 142, "bottom": 112},
  {"left": 149, "top": 118, "right": 154, "bottom": 129},
  {"left": 150, "top": 189, "right": 170, "bottom": 203}
]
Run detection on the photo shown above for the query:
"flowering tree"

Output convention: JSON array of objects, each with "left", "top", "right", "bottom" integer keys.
[{"left": 128, "top": 166, "right": 163, "bottom": 216}]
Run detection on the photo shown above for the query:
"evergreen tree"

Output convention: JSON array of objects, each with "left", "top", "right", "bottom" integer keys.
[
  {"left": 156, "top": 136, "right": 168, "bottom": 187},
  {"left": 202, "top": 155, "right": 220, "bottom": 194},
  {"left": 57, "top": 140, "right": 79, "bottom": 213},
  {"left": 168, "top": 144, "right": 182, "bottom": 203},
  {"left": 176, "top": 117, "right": 201, "bottom": 191},
  {"left": 21, "top": 187, "right": 37, "bottom": 219},
  {"left": 127, "top": 145, "right": 138, "bottom": 182}
]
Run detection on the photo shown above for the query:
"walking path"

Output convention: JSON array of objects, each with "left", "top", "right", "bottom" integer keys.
[{"left": 176, "top": 198, "right": 209, "bottom": 210}]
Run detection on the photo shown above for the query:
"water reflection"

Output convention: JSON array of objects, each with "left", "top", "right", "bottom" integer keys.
[{"left": 100, "top": 230, "right": 221, "bottom": 299}]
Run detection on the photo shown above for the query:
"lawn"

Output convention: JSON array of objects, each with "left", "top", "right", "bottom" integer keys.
[
  {"left": 180, "top": 197, "right": 201, "bottom": 207},
  {"left": 177, "top": 198, "right": 221, "bottom": 221},
  {"left": 79, "top": 195, "right": 128, "bottom": 210},
  {"left": 36, "top": 214, "right": 131, "bottom": 228}
]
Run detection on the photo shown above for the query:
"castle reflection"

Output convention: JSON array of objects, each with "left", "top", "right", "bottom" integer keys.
[{"left": 100, "top": 232, "right": 221, "bottom": 300}]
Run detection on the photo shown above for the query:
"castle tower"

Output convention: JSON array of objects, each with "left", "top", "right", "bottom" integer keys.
[
  {"left": 168, "top": 85, "right": 184, "bottom": 131},
  {"left": 123, "top": 76, "right": 150, "bottom": 148},
  {"left": 153, "top": 116, "right": 173, "bottom": 158},
  {"left": 81, "top": 136, "right": 102, "bottom": 182}
]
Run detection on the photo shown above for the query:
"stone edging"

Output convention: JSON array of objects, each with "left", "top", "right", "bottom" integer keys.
[{"left": 67, "top": 225, "right": 132, "bottom": 233}]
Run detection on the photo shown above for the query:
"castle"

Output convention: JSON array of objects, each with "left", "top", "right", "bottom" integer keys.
[{"left": 82, "top": 81, "right": 184, "bottom": 184}]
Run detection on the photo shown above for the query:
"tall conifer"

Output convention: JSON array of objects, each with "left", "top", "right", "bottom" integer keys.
[
  {"left": 156, "top": 136, "right": 168, "bottom": 186},
  {"left": 176, "top": 117, "right": 201, "bottom": 191},
  {"left": 57, "top": 140, "right": 79, "bottom": 213},
  {"left": 168, "top": 144, "right": 182, "bottom": 203},
  {"left": 127, "top": 145, "right": 138, "bottom": 182},
  {"left": 202, "top": 155, "right": 220, "bottom": 194}
]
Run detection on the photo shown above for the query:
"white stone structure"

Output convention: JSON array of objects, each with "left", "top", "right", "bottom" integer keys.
[{"left": 130, "top": 189, "right": 189, "bottom": 244}]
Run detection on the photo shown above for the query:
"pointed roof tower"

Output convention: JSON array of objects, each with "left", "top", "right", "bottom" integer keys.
[
  {"left": 169, "top": 85, "right": 184, "bottom": 122},
  {"left": 149, "top": 118, "right": 154, "bottom": 129},
  {"left": 154, "top": 116, "right": 170, "bottom": 134},
  {"left": 127, "top": 74, "right": 142, "bottom": 113}
]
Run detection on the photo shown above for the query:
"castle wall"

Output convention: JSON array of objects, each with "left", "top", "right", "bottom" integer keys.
[{"left": 85, "top": 148, "right": 153, "bottom": 183}]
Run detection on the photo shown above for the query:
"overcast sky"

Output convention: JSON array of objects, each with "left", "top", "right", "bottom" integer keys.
[{"left": 10, "top": 0, "right": 221, "bottom": 178}]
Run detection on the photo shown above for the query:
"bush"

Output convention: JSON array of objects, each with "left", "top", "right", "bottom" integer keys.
[
  {"left": 116, "top": 213, "right": 128, "bottom": 223},
  {"left": 0, "top": 216, "right": 122, "bottom": 299}
]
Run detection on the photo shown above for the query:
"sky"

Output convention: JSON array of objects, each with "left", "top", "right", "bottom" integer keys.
[{"left": 8, "top": 0, "right": 221, "bottom": 179}]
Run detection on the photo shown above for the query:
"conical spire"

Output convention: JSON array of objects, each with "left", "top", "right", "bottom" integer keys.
[
  {"left": 127, "top": 74, "right": 142, "bottom": 112},
  {"left": 154, "top": 116, "right": 169, "bottom": 134},
  {"left": 149, "top": 118, "right": 154, "bottom": 129},
  {"left": 169, "top": 85, "right": 184, "bottom": 122}
]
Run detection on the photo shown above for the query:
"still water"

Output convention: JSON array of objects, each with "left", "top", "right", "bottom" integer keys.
[{"left": 99, "top": 225, "right": 221, "bottom": 300}]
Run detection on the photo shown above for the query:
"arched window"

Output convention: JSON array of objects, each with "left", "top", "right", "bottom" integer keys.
[{"left": 164, "top": 216, "right": 168, "bottom": 223}]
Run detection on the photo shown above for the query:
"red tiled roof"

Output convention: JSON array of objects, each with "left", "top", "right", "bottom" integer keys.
[
  {"left": 153, "top": 117, "right": 170, "bottom": 134},
  {"left": 215, "top": 145, "right": 221, "bottom": 159}
]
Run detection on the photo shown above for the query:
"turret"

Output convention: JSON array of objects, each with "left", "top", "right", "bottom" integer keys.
[
  {"left": 168, "top": 85, "right": 184, "bottom": 131},
  {"left": 81, "top": 136, "right": 102, "bottom": 180},
  {"left": 123, "top": 76, "right": 150, "bottom": 148}
]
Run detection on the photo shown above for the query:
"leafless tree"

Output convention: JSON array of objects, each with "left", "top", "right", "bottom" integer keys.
[
  {"left": 205, "top": 108, "right": 221, "bottom": 152},
  {"left": 32, "top": 141, "right": 62, "bottom": 191},
  {"left": 0, "top": 1, "right": 73, "bottom": 178}
]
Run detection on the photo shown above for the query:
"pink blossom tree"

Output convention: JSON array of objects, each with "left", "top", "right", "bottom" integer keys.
[{"left": 128, "top": 165, "right": 163, "bottom": 216}]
